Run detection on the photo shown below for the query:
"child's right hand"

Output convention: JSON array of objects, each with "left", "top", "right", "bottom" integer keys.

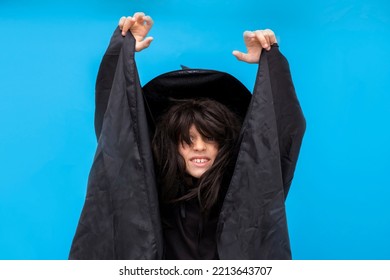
[{"left": 118, "top": 12, "right": 154, "bottom": 52}]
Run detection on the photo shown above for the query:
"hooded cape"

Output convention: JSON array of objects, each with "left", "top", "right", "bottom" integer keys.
[{"left": 69, "top": 27, "right": 305, "bottom": 259}]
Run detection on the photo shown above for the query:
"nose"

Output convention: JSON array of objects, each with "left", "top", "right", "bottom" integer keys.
[{"left": 192, "top": 138, "right": 206, "bottom": 151}]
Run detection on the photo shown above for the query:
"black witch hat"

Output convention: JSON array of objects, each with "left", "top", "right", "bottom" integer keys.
[{"left": 142, "top": 68, "right": 252, "bottom": 125}]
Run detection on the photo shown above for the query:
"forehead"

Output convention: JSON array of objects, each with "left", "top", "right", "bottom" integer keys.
[{"left": 189, "top": 124, "right": 198, "bottom": 134}]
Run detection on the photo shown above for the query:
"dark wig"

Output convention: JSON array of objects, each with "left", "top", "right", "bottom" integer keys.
[{"left": 152, "top": 98, "right": 241, "bottom": 212}]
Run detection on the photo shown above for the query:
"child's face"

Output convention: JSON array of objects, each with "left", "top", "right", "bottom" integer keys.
[{"left": 178, "top": 125, "right": 219, "bottom": 178}]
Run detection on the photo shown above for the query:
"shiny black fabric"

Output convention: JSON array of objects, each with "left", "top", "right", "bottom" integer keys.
[
  {"left": 217, "top": 45, "right": 306, "bottom": 259},
  {"left": 69, "top": 27, "right": 305, "bottom": 259},
  {"left": 69, "top": 28, "right": 163, "bottom": 259},
  {"left": 162, "top": 198, "right": 220, "bottom": 260}
]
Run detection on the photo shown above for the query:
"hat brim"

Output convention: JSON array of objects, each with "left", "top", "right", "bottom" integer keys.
[{"left": 142, "top": 69, "right": 252, "bottom": 125}]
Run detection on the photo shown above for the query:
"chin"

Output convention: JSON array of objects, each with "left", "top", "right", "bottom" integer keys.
[
  {"left": 187, "top": 169, "right": 207, "bottom": 179},
  {"left": 189, "top": 173, "right": 203, "bottom": 179}
]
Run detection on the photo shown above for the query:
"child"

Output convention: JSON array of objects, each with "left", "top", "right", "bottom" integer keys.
[
  {"left": 153, "top": 99, "right": 241, "bottom": 259},
  {"left": 69, "top": 12, "right": 305, "bottom": 260}
]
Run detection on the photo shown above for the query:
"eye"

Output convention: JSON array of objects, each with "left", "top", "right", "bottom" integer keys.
[{"left": 205, "top": 136, "right": 215, "bottom": 142}]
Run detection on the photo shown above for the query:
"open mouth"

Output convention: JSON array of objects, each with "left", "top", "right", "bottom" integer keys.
[{"left": 190, "top": 157, "right": 211, "bottom": 166}]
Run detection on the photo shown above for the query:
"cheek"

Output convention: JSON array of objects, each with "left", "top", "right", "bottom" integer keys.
[
  {"left": 178, "top": 144, "right": 190, "bottom": 159},
  {"left": 178, "top": 146, "right": 184, "bottom": 157},
  {"left": 211, "top": 145, "right": 220, "bottom": 160}
]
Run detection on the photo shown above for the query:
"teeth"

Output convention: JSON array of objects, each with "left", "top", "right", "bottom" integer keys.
[{"left": 193, "top": 159, "right": 208, "bottom": 163}]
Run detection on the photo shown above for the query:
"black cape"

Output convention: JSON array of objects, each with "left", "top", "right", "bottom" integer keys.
[{"left": 69, "top": 27, "right": 305, "bottom": 259}]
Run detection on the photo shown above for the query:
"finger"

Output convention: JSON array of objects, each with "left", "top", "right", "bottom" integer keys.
[
  {"left": 135, "top": 37, "right": 154, "bottom": 52},
  {"left": 243, "top": 30, "right": 255, "bottom": 38},
  {"left": 232, "top": 50, "right": 245, "bottom": 61},
  {"left": 141, "top": 15, "right": 154, "bottom": 34},
  {"left": 262, "top": 29, "right": 276, "bottom": 50},
  {"left": 264, "top": 29, "right": 277, "bottom": 45},
  {"left": 232, "top": 50, "right": 254, "bottom": 63},
  {"left": 143, "top": 15, "right": 154, "bottom": 29},
  {"left": 254, "top": 30, "right": 270, "bottom": 50},
  {"left": 133, "top": 12, "right": 146, "bottom": 23},
  {"left": 118, "top": 16, "right": 126, "bottom": 30},
  {"left": 243, "top": 31, "right": 255, "bottom": 43},
  {"left": 122, "top": 16, "right": 135, "bottom": 36}
]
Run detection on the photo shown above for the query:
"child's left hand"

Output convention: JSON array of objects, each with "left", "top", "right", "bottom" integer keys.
[{"left": 233, "top": 29, "right": 277, "bottom": 63}]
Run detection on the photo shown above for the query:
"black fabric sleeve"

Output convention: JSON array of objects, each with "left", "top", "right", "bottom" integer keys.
[
  {"left": 217, "top": 44, "right": 305, "bottom": 259},
  {"left": 217, "top": 45, "right": 301, "bottom": 259},
  {"left": 266, "top": 45, "right": 306, "bottom": 198},
  {"left": 94, "top": 27, "right": 123, "bottom": 140},
  {"left": 69, "top": 27, "right": 163, "bottom": 259}
]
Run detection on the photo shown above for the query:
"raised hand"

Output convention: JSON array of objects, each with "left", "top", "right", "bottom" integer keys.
[
  {"left": 233, "top": 29, "right": 277, "bottom": 63},
  {"left": 118, "top": 12, "right": 154, "bottom": 52}
]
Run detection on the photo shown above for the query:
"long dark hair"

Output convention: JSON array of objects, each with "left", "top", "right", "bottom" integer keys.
[{"left": 152, "top": 98, "right": 241, "bottom": 212}]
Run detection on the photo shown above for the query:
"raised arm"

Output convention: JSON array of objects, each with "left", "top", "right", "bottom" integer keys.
[
  {"left": 94, "top": 12, "right": 154, "bottom": 139},
  {"left": 70, "top": 12, "right": 162, "bottom": 259},
  {"left": 233, "top": 28, "right": 305, "bottom": 198}
]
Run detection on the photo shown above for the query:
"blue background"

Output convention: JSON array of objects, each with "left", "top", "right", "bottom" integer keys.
[{"left": 1, "top": 0, "right": 389, "bottom": 259}]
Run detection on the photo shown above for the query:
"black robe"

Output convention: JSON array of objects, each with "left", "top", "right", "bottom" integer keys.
[{"left": 69, "top": 27, "right": 305, "bottom": 259}]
